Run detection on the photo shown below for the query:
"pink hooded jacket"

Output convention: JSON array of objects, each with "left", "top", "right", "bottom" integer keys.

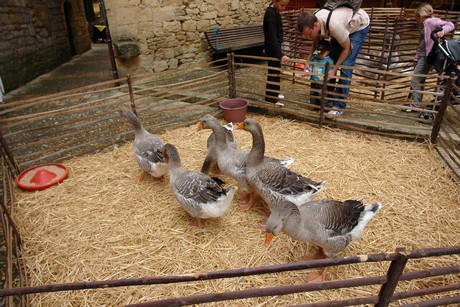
[{"left": 415, "top": 17, "right": 455, "bottom": 61}]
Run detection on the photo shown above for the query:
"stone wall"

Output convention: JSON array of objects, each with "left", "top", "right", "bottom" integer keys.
[
  {"left": 0, "top": 0, "right": 91, "bottom": 93},
  {"left": 105, "top": 0, "right": 269, "bottom": 74}
]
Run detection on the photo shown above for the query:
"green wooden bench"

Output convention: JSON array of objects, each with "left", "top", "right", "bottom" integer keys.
[{"left": 204, "top": 25, "right": 265, "bottom": 60}]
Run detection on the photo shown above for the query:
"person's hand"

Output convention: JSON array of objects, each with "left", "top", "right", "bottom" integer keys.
[
  {"left": 302, "top": 68, "right": 311, "bottom": 78},
  {"left": 327, "top": 67, "right": 337, "bottom": 80},
  {"left": 281, "top": 55, "right": 289, "bottom": 62},
  {"left": 436, "top": 30, "right": 443, "bottom": 38}
]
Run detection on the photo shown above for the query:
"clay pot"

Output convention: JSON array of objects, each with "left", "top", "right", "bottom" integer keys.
[{"left": 219, "top": 98, "right": 248, "bottom": 123}]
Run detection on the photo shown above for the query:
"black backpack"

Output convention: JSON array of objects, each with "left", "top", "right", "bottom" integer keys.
[{"left": 315, "top": 0, "right": 363, "bottom": 33}]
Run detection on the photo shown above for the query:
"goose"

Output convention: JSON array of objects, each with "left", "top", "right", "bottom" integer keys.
[
  {"left": 201, "top": 122, "right": 293, "bottom": 176},
  {"left": 197, "top": 115, "right": 252, "bottom": 209},
  {"left": 197, "top": 115, "right": 294, "bottom": 210},
  {"left": 162, "top": 143, "right": 238, "bottom": 228},
  {"left": 121, "top": 107, "right": 168, "bottom": 181},
  {"left": 235, "top": 118, "right": 325, "bottom": 211},
  {"left": 201, "top": 122, "right": 237, "bottom": 175},
  {"left": 265, "top": 199, "right": 382, "bottom": 282}
]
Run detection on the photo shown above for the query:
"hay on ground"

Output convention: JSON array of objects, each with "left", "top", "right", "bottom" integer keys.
[{"left": 14, "top": 114, "right": 460, "bottom": 306}]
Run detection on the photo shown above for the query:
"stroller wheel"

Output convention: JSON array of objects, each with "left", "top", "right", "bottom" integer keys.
[{"left": 419, "top": 112, "right": 435, "bottom": 121}]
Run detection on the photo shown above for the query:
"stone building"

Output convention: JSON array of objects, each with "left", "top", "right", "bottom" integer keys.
[
  {"left": 0, "top": 0, "right": 271, "bottom": 93},
  {"left": 104, "top": 0, "right": 269, "bottom": 74},
  {"left": 0, "top": 0, "right": 91, "bottom": 93}
]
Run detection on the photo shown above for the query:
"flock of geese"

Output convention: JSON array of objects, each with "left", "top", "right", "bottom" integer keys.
[{"left": 121, "top": 107, "right": 382, "bottom": 282}]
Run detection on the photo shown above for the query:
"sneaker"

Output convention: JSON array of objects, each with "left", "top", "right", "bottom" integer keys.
[
  {"left": 325, "top": 110, "right": 343, "bottom": 118},
  {"left": 402, "top": 104, "right": 421, "bottom": 113},
  {"left": 278, "top": 94, "right": 285, "bottom": 99},
  {"left": 275, "top": 101, "right": 284, "bottom": 107}
]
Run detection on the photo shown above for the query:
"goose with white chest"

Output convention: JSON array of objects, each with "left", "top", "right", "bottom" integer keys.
[
  {"left": 121, "top": 107, "right": 168, "bottom": 181},
  {"left": 162, "top": 143, "right": 238, "bottom": 228},
  {"left": 235, "top": 118, "right": 325, "bottom": 210},
  {"left": 265, "top": 199, "right": 382, "bottom": 282},
  {"left": 197, "top": 115, "right": 295, "bottom": 210}
]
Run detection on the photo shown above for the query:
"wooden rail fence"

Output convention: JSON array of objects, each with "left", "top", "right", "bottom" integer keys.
[{"left": 1, "top": 9, "right": 459, "bottom": 304}]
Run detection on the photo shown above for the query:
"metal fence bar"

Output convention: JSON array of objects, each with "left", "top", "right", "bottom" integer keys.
[
  {"left": 1, "top": 247, "right": 459, "bottom": 298},
  {"left": 127, "top": 275, "right": 388, "bottom": 307},
  {"left": 401, "top": 296, "right": 460, "bottom": 307}
]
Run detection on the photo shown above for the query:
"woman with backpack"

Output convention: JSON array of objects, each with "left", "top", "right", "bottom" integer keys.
[{"left": 297, "top": 5, "right": 369, "bottom": 118}]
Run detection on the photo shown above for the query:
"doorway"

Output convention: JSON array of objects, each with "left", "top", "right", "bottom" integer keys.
[{"left": 64, "top": 0, "right": 76, "bottom": 56}]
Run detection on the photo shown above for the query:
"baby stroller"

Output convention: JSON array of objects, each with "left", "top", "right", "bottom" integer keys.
[{"left": 419, "top": 30, "right": 460, "bottom": 121}]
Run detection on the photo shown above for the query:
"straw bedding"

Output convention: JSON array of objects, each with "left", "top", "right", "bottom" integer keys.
[{"left": 13, "top": 114, "right": 460, "bottom": 306}]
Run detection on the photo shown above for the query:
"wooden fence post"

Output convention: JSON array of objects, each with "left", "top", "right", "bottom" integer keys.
[
  {"left": 318, "top": 61, "right": 331, "bottom": 127},
  {"left": 126, "top": 75, "right": 137, "bottom": 115},
  {"left": 228, "top": 53, "right": 236, "bottom": 98},
  {"left": 376, "top": 246, "right": 409, "bottom": 307},
  {"left": 430, "top": 78, "right": 453, "bottom": 144},
  {"left": 0, "top": 130, "right": 20, "bottom": 175},
  {"left": 379, "top": 17, "right": 392, "bottom": 101},
  {"left": 99, "top": 0, "right": 120, "bottom": 86}
]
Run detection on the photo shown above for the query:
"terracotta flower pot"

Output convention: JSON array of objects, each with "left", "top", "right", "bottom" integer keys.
[{"left": 219, "top": 98, "right": 248, "bottom": 123}]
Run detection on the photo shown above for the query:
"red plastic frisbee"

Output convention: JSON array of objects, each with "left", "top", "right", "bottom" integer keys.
[{"left": 16, "top": 163, "right": 69, "bottom": 191}]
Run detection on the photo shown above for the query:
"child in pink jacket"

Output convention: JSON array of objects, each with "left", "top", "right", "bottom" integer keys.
[{"left": 404, "top": 3, "right": 455, "bottom": 112}]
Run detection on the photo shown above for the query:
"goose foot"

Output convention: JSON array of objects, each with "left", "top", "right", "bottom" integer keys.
[
  {"left": 303, "top": 249, "right": 327, "bottom": 283},
  {"left": 264, "top": 210, "right": 271, "bottom": 218},
  {"left": 238, "top": 191, "right": 254, "bottom": 211},
  {"left": 131, "top": 172, "right": 147, "bottom": 182},
  {"left": 302, "top": 248, "right": 327, "bottom": 260},
  {"left": 238, "top": 191, "right": 250, "bottom": 201},
  {"left": 191, "top": 218, "right": 206, "bottom": 228},
  {"left": 307, "top": 268, "right": 327, "bottom": 283},
  {"left": 239, "top": 202, "right": 252, "bottom": 211},
  {"left": 152, "top": 175, "right": 165, "bottom": 182},
  {"left": 260, "top": 221, "right": 267, "bottom": 232}
]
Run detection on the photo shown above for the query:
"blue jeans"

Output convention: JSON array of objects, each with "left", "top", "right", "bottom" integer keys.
[
  {"left": 410, "top": 56, "right": 432, "bottom": 103},
  {"left": 329, "top": 26, "right": 369, "bottom": 109}
]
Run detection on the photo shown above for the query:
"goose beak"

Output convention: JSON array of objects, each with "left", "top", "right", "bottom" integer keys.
[
  {"left": 197, "top": 122, "right": 204, "bottom": 131},
  {"left": 235, "top": 122, "right": 244, "bottom": 130},
  {"left": 265, "top": 232, "right": 274, "bottom": 247}
]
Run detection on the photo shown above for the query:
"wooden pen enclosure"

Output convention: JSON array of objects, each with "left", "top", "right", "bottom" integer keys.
[{"left": 0, "top": 7, "right": 459, "bottom": 306}]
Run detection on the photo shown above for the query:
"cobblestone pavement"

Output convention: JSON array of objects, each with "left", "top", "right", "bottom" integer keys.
[{"left": 4, "top": 43, "right": 123, "bottom": 102}]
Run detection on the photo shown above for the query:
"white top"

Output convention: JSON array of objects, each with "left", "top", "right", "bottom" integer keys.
[{"left": 315, "top": 7, "right": 370, "bottom": 44}]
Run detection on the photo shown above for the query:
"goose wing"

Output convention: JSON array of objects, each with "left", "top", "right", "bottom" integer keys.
[
  {"left": 301, "top": 200, "right": 365, "bottom": 236},
  {"left": 256, "top": 162, "right": 321, "bottom": 195},
  {"left": 134, "top": 135, "right": 165, "bottom": 162},
  {"left": 175, "top": 171, "right": 227, "bottom": 203}
]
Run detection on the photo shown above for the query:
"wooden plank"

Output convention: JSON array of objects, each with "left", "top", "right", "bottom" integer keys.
[{"left": 205, "top": 25, "right": 264, "bottom": 54}]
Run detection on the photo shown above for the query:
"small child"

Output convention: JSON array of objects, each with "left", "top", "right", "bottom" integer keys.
[{"left": 308, "top": 39, "right": 334, "bottom": 106}]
